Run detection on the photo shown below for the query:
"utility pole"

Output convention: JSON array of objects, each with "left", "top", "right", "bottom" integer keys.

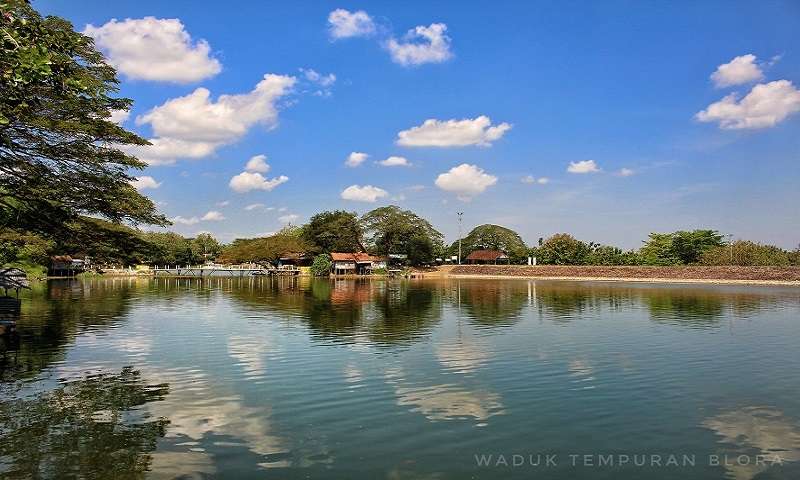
[{"left": 457, "top": 212, "right": 464, "bottom": 265}]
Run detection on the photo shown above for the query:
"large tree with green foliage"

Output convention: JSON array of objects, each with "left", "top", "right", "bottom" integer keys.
[
  {"left": 535, "top": 233, "right": 591, "bottom": 265},
  {"left": 0, "top": 0, "right": 165, "bottom": 241},
  {"left": 454, "top": 224, "right": 528, "bottom": 262},
  {"left": 640, "top": 230, "right": 723, "bottom": 265},
  {"left": 218, "top": 227, "right": 313, "bottom": 265},
  {"left": 302, "top": 210, "right": 363, "bottom": 253},
  {"left": 360, "top": 205, "right": 443, "bottom": 264}
]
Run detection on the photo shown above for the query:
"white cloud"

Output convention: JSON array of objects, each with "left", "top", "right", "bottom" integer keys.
[
  {"left": 170, "top": 215, "right": 200, "bottom": 225},
  {"left": 710, "top": 54, "right": 764, "bottom": 88},
  {"left": 300, "top": 68, "right": 336, "bottom": 96},
  {"left": 128, "top": 74, "right": 295, "bottom": 165},
  {"left": 328, "top": 9, "right": 376, "bottom": 39},
  {"left": 567, "top": 160, "right": 600, "bottom": 174},
  {"left": 137, "top": 74, "right": 295, "bottom": 143},
  {"left": 244, "top": 203, "right": 265, "bottom": 211},
  {"left": 245, "top": 154, "right": 270, "bottom": 173},
  {"left": 397, "top": 115, "right": 511, "bottom": 147},
  {"left": 378, "top": 156, "right": 411, "bottom": 167},
  {"left": 109, "top": 109, "right": 130, "bottom": 125},
  {"left": 300, "top": 68, "right": 336, "bottom": 87},
  {"left": 340, "top": 185, "right": 389, "bottom": 202},
  {"left": 201, "top": 210, "right": 225, "bottom": 221},
  {"left": 229, "top": 172, "right": 289, "bottom": 193},
  {"left": 521, "top": 175, "right": 549, "bottom": 185},
  {"left": 435, "top": 163, "right": 497, "bottom": 200},
  {"left": 617, "top": 168, "right": 635, "bottom": 177},
  {"left": 83, "top": 17, "right": 221, "bottom": 83},
  {"left": 695, "top": 80, "right": 800, "bottom": 130},
  {"left": 345, "top": 152, "right": 368, "bottom": 167},
  {"left": 278, "top": 214, "right": 299, "bottom": 224},
  {"left": 120, "top": 138, "right": 217, "bottom": 166},
  {"left": 387, "top": 23, "right": 453, "bottom": 66},
  {"left": 216, "top": 200, "right": 230, "bottom": 207},
  {"left": 130, "top": 175, "right": 161, "bottom": 190},
  {"left": 170, "top": 210, "right": 225, "bottom": 225}
]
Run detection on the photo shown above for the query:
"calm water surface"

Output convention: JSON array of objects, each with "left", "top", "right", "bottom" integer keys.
[{"left": 1, "top": 277, "right": 799, "bottom": 479}]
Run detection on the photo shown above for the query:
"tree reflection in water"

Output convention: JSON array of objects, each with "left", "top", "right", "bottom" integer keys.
[{"left": 0, "top": 367, "right": 169, "bottom": 479}]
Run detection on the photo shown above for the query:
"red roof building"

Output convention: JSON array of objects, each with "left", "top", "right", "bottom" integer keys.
[{"left": 465, "top": 249, "right": 510, "bottom": 264}]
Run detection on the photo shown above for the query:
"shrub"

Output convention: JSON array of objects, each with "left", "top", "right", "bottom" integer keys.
[
  {"left": 700, "top": 241, "right": 792, "bottom": 266},
  {"left": 310, "top": 254, "right": 332, "bottom": 276}
]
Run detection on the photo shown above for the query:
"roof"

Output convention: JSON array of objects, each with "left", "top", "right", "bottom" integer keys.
[
  {"left": 0, "top": 268, "right": 31, "bottom": 290},
  {"left": 465, "top": 249, "right": 508, "bottom": 261},
  {"left": 330, "top": 252, "right": 386, "bottom": 263}
]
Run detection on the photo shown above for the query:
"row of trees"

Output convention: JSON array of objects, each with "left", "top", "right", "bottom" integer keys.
[{"left": 218, "top": 206, "right": 446, "bottom": 266}]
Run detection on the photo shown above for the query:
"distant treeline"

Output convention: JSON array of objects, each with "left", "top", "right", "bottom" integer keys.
[{"left": 3, "top": 207, "right": 798, "bottom": 275}]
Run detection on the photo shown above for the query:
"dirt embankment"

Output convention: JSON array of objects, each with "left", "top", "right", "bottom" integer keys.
[{"left": 445, "top": 265, "right": 800, "bottom": 284}]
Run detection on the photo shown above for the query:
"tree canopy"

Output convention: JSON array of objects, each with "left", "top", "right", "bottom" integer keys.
[
  {"left": 640, "top": 230, "right": 723, "bottom": 265},
  {"left": 360, "top": 205, "right": 443, "bottom": 264},
  {"left": 0, "top": 0, "right": 165, "bottom": 240},
  {"left": 455, "top": 224, "right": 528, "bottom": 262},
  {"left": 535, "top": 233, "right": 591, "bottom": 265},
  {"left": 302, "top": 210, "right": 363, "bottom": 253},
  {"left": 218, "top": 227, "right": 313, "bottom": 265}
]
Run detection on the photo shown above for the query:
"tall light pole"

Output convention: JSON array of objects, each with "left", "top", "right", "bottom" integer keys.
[{"left": 457, "top": 212, "right": 464, "bottom": 265}]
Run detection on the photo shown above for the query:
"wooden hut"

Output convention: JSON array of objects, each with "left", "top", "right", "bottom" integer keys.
[{"left": 0, "top": 268, "right": 30, "bottom": 315}]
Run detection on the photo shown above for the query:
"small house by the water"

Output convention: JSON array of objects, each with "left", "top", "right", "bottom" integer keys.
[
  {"left": 330, "top": 253, "right": 388, "bottom": 275},
  {"left": 465, "top": 249, "right": 510, "bottom": 264},
  {"left": 0, "top": 268, "right": 30, "bottom": 317},
  {"left": 49, "top": 255, "right": 87, "bottom": 276}
]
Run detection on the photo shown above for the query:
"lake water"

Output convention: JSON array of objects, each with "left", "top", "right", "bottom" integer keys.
[{"left": 1, "top": 277, "right": 799, "bottom": 479}]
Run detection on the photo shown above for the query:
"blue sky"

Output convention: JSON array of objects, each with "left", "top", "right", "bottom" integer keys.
[{"left": 37, "top": 1, "right": 800, "bottom": 249}]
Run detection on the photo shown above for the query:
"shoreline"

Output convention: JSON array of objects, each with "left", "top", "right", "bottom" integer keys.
[
  {"left": 433, "top": 265, "right": 800, "bottom": 286},
  {"left": 440, "top": 274, "right": 800, "bottom": 287}
]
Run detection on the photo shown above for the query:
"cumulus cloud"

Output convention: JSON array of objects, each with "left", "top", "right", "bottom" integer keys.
[
  {"left": 120, "top": 138, "right": 217, "bottom": 166},
  {"left": 137, "top": 74, "right": 295, "bottom": 143},
  {"left": 229, "top": 172, "right": 289, "bottom": 193},
  {"left": 328, "top": 9, "right": 376, "bottom": 39},
  {"left": 130, "top": 175, "right": 161, "bottom": 190},
  {"left": 397, "top": 115, "right": 511, "bottom": 147},
  {"left": 378, "top": 156, "right": 411, "bottom": 167},
  {"left": 345, "top": 152, "right": 368, "bottom": 167},
  {"left": 83, "top": 17, "right": 221, "bottom": 83},
  {"left": 617, "top": 168, "right": 635, "bottom": 177},
  {"left": 567, "top": 160, "right": 600, "bottom": 174},
  {"left": 387, "top": 23, "right": 452, "bottom": 66},
  {"left": 435, "top": 163, "right": 497, "bottom": 200},
  {"left": 710, "top": 54, "right": 764, "bottom": 88},
  {"left": 229, "top": 154, "right": 288, "bottom": 193},
  {"left": 245, "top": 154, "right": 270, "bottom": 173},
  {"left": 201, "top": 211, "right": 225, "bottom": 221},
  {"left": 109, "top": 109, "right": 130, "bottom": 125},
  {"left": 278, "top": 214, "right": 299, "bottom": 224},
  {"left": 340, "top": 185, "right": 389, "bottom": 202},
  {"left": 695, "top": 80, "right": 800, "bottom": 129},
  {"left": 169, "top": 210, "right": 224, "bottom": 225},
  {"left": 521, "top": 175, "right": 549, "bottom": 185},
  {"left": 170, "top": 215, "right": 200, "bottom": 226},
  {"left": 127, "top": 74, "right": 295, "bottom": 165}
]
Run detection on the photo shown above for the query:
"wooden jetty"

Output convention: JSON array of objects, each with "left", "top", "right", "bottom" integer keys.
[
  {"left": 1, "top": 268, "right": 29, "bottom": 333},
  {"left": 152, "top": 265, "right": 301, "bottom": 277}
]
